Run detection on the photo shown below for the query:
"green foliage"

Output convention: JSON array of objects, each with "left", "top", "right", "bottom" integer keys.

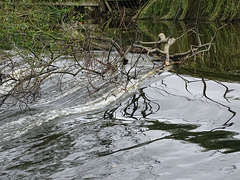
[
  {"left": 140, "top": 0, "right": 240, "bottom": 21},
  {"left": 0, "top": 1, "right": 85, "bottom": 51}
]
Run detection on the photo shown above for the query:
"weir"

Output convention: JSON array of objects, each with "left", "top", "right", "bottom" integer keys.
[{"left": 36, "top": 0, "right": 145, "bottom": 15}]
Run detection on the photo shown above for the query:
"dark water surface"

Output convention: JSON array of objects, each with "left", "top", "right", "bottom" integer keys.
[{"left": 1, "top": 21, "right": 240, "bottom": 179}]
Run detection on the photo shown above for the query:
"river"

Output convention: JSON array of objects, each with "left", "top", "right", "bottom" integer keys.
[{"left": 0, "top": 21, "right": 240, "bottom": 179}]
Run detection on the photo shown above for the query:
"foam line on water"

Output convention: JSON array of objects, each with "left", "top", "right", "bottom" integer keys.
[{"left": 0, "top": 69, "right": 159, "bottom": 142}]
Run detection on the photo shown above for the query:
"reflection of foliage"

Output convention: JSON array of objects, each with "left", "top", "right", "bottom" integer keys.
[
  {"left": 179, "top": 23, "right": 240, "bottom": 80},
  {"left": 138, "top": 21, "right": 240, "bottom": 80},
  {"left": 101, "top": 115, "right": 240, "bottom": 154},
  {"left": 146, "top": 120, "right": 240, "bottom": 153}
]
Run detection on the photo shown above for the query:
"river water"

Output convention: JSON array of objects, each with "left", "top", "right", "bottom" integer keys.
[{"left": 0, "top": 21, "right": 240, "bottom": 179}]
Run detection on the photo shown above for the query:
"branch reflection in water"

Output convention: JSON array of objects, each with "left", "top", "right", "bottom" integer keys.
[
  {"left": 104, "top": 88, "right": 161, "bottom": 121},
  {"left": 201, "top": 78, "right": 236, "bottom": 129},
  {"left": 102, "top": 73, "right": 240, "bottom": 154},
  {"left": 176, "top": 73, "right": 236, "bottom": 128},
  {"left": 122, "top": 88, "right": 160, "bottom": 120}
]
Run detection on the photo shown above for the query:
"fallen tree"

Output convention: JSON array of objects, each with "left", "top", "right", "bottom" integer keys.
[{"left": 0, "top": 21, "right": 221, "bottom": 109}]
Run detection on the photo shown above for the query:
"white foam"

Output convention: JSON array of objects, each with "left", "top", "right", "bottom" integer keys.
[{"left": 0, "top": 69, "right": 159, "bottom": 142}]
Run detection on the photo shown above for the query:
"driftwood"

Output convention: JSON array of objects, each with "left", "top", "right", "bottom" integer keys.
[
  {"left": 133, "top": 33, "right": 176, "bottom": 65},
  {"left": 89, "top": 28, "right": 216, "bottom": 68}
]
